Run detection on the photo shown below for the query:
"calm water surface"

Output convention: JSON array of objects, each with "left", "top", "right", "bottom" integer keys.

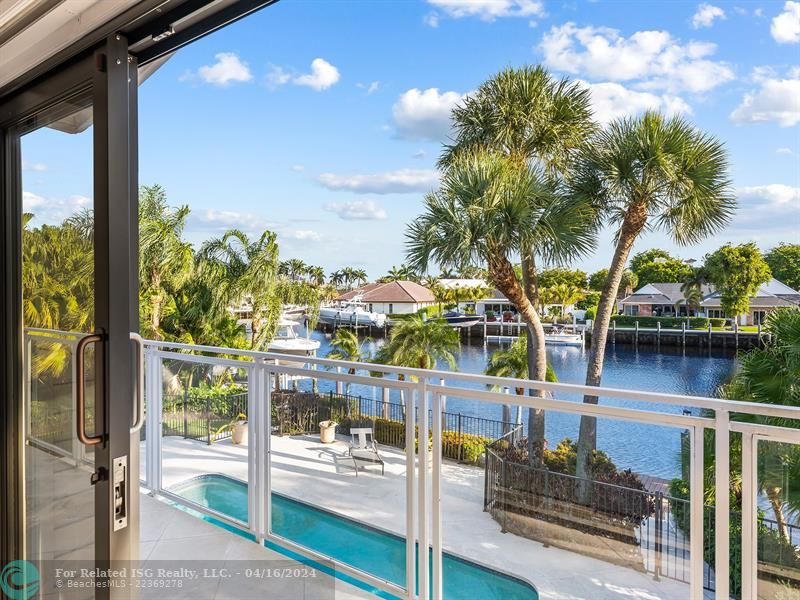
[{"left": 303, "top": 329, "right": 736, "bottom": 479}]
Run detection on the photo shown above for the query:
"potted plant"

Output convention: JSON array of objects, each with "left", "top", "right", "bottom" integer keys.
[{"left": 215, "top": 413, "right": 248, "bottom": 445}]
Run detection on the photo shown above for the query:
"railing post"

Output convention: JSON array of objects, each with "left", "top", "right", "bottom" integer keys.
[
  {"left": 457, "top": 413, "right": 463, "bottom": 463},
  {"left": 206, "top": 395, "right": 212, "bottom": 445},
  {"left": 431, "top": 391, "right": 443, "bottom": 600},
  {"left": 690, "top": 425, "right": 704, "bottom": 600},
  {"left": 714, "top": 410, "right": 730, "bottom": 600},
  {"left": 417, "top": 380, "right": 430, "bottom": 600},
  {"left": 183, "top": 388, "right": 188, "bottom": 439},
  {"left": 654, "top": 491, "right": 663, "bottom": 581},
  {"left": 741, "top": 432, "right": 757, "bottom": 600}
]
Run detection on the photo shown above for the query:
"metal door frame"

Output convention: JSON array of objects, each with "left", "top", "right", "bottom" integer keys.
[{"left": 0, "top": 35, "right": 139, "bottom": 593}]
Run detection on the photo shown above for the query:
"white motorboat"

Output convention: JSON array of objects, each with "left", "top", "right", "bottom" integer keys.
[
  {"left": 544, "top": 327, "right": 583, "bottom": 347},
  {"left": 267, "top": 319, "right": 321, "bottom": 357},
  {"left": 318, "top": 299, "right": 386, "bottom": 327}
]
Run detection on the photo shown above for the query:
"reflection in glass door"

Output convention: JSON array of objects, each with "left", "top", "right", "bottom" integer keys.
[{"left": 21, "top": 99, "right": 98, "bottom": 568}]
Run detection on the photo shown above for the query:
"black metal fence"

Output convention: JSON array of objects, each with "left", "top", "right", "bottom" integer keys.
[
  {"left": 160, "top": 390, "right": 248, "bottom": 444},
  {"left": 485, "top": 445, "right": 800, "bottom": 596},
  {"left": 273, "top": 390, "right": 521, "bottom": 464}
]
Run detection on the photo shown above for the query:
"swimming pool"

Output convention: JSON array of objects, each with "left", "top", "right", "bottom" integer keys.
[{"left": 170, "top": 473, "right": 537, "bottom": 600}]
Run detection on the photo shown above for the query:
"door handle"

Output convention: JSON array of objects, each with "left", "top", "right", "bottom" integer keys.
[
  {"left": 130, "top": 332, "right": 145, "bottom": 433},
  {"left": 76, "top": 333, "right": 104, "bottom": 446}
]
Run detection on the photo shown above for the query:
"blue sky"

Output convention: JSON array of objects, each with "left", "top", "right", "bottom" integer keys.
[{"left": 22, "top": 0, "right": 800, "bottom": 278}]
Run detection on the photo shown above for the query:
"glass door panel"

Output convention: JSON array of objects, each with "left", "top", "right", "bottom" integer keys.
[{"left": 21, "top": 99, "right": 97, "bottom": 566}]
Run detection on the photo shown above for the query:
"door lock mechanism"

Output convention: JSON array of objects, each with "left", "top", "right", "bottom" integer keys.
[{"left": 112, "top": 456, "right": 128, "bottom": 531}]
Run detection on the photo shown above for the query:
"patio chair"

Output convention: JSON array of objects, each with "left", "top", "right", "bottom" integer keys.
[{"left": 347, "top": 427, "right": 384, "bottom": 476}]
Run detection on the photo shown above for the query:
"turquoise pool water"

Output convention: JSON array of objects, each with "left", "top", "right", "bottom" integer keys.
[{"left": 170, "top": 474, "right": 537, "bottom": 600}]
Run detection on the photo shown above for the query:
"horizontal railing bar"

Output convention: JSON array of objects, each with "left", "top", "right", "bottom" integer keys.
[
  {"left": 141, "top": 338, "right": 800, "bottom": 421},
  {"left": 264, "top": 532, "right": 408, "bottom": 598},
  {"left": 729, "top": 421, "right": 800, "bottom": 443},
  {"left": 152, "top": 349, "right": 255, "bottom": 369},
  {"left": 428, "top": 384, "right": 714, "bottom": 429}
]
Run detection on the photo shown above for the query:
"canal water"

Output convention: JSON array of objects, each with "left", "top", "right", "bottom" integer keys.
[{"left": 305, "top": 330, "right": 737, "bottom": 479}]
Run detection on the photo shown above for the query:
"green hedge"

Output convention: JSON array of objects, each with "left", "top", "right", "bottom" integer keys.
[{"left": 611, "top": 315, "right": 710, "bottom": 329}]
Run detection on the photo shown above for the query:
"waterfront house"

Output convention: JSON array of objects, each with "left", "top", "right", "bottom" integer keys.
[
  {"left": 700, "top": 278, "right": 800, "bottom": 325},
  {"left": 476, "top": 289, "right": 577, "bottom": 319},
  {"left": 620, "top": 283, "right": 713, "bottom": 317},
  {"left": 336, "top": 280, "right": 436, "bottom": 315}
]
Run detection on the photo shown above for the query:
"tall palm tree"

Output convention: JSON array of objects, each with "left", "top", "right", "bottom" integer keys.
[
  {"left": 329, "top": 270, "right": 345, "bottom": 289},
  {"left": 280, "top": 258, "right": 308, "bottom": 281},
  {"left": 486, "top": 335, "right": 558, "bottom": 430},
  {"left": 352, "top": 268, "right": 368, "bottom": 287},
  {"left": 678, "top": 284, "right": 704, "bottom": 316},
  {"left": 571, "top": 111, "right": 735, "bottom": 484},
  {"left": 407, "top": 149, "right": 596, "bottom": 464},
  {"left": 198, "top": 229, "right": 281, "bottom": 350},
  {"left": 139, "top": 185, "right": 194, "bottom": 340},
  {"left": 377, "top": 315, "right": 459, "bottom": 371},
  {"left": 432, "top": 65, "right": 597, "bottom": 465}
]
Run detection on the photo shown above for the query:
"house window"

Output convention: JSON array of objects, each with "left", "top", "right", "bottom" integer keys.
[
  {"left": 624, "top": 305, "right": 639, "bottom": 316},
  {"left": 389, "top": 303, "right": 393, "bottom": 314},
  {"left": 368, "top": 304, "right": 373, "bottom": 312},
  {"left": 753, "top": 310, "right": 768, "bottom": 325},
  {"left": 707, "top": 309, "right": 723, "bottom": 319}
]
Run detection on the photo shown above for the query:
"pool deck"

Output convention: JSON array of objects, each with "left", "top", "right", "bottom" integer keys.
[{"left": 146, "top": 434, "right": 705, "bottom": 599}]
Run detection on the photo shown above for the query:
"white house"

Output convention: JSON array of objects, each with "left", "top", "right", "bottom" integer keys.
[{"left": 336, "top": 281, "right": 436, "bottom": 315}]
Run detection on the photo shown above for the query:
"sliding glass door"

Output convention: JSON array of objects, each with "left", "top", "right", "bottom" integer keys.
[{"left": 1, "top": 35, "right": 140, "bottom": 598}]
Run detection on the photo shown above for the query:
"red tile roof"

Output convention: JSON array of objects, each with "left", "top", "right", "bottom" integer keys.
[{"left": 337, "top": 280, "right": 435, "bottom": 303}]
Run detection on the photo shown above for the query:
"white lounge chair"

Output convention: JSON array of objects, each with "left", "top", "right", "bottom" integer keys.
[{"left": 348, "top": 427, "right": 384, "bottom": 476}]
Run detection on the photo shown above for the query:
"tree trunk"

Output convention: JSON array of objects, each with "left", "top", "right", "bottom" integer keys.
[
  {"left": 767, "top": 488, "right": 791, "bottom": 542},
  {"left": 575, "top": 200, "right": 649, "bottom": 489},
  {"left": 490, "top": 251, "right": 547, "bottom": 466}
]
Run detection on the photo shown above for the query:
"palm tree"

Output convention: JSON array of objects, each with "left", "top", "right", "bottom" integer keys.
[
  {"left": 486, "top": 335, "right": 558, "bottom": 429},
  {"left": 430, "top": 65, "right": 597, "bottom": 465},
  {"left": 377, "top": 315, "right": 459, "bottom": 371},
  {"left": 407, "top": 149, "right": 596, "bottom": 464},
  {"left": 326, "top": 329, "right": 372, "bottom": 396},
  {"left": 721, "top": 308, "right": 800, "bottom": 539},
  {"left": 352, "top": 268, "right": 368, "bottom": 287},
  {"left": 306, "top": 265, "right": 326, "bottom": 286},
  {"left": 198, "top": 229, "right": 281, "bottom": 350},
  {"left": 139, "top": 185, "right": 194, "bottom": 340},
  {"left": 329, "top": 270, "right": 345, "bottom": 289},
  {"left": 678, "top": 283, "right": 704, "bottom": 316},
  {"left": 280, "top": 258, "right": 308, "bottom": 281},
  {"left": 550, "top": 283, "right": 585, "bottom": 317},
  {"left": 571, "top": 111, "right": 735, "bottom": 484},
  {"left": 619, "top": 269, "right": 639, "bottom": 298}
]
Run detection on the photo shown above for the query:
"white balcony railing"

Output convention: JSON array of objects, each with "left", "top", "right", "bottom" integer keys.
[{"left": 24, "top": 328, "right": 800, "bottom": 600}]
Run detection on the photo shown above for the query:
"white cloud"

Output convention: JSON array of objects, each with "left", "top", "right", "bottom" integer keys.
[
  {"left": 293, "top": 58, "right": 340, "bottom": 91},
  {"left": 317, "top": 169, "right": 439, "bottom": 194},
  {"left": 776, "top": 147, "right": 793, "bottom": 154},
  {"left": 539, "top": 23, "right": 735, "bottom": 94},
  {"left": 732, "top": 184, "right": 800, "bottom": 233},
  {"left": 771, "top": 1, "right": 800, "bottom": 43},
  {"left": 738, "top": 184, "right": 800, "bottom": 207},
  {"left": 412, "top": 149, "right": 427, "bottom": 159},
  {"left": 427, "top": 0, "right": 544, "bottom": 21},
  {"left": 692, "top": 4, "right": 725, "bottom": 29},
  {"left": 392, "top": 88, "right": 467, "bottom": 141},
  {"left": 266, "top": 64, "right": 291, "bottom": 89},
  {"left": 324, "top": 200, "right": 387, "bottom": 220},
  {"left": 580, "top": 81, "right": 691, "bottom": 124},
  {"left": 22, "top": 160, "right": 47, "bottom": 172},
  {"left": 23, "top": 192, "right": 91, "bottom": 225},
  {"left": 289, "top": 230, "right": 321, "bottom": 242},
  {"left": 195, "top": 52, "right": 252, "bottom": 86},
  {"left": 730, "top": 71, "right": 800, "bottom": 127},
  {"left": 423, "top": 12, "right": 440, "bottom": 27},
  {"left": 357, "top": 81, "right": 380, "bottom": 95}
]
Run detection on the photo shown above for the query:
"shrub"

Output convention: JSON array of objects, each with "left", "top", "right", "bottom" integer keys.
[
  {"left": 611, "top": 315, "right": 709, "bottom": 329},
  {"left": 709, "top": 317, "right": 726, "bottom": 327},
  {"left": 584, "top": 307, "right": 596, "bottom": 321},
  {"left": 440, "top": 430, "right": 491, "bottom": 464}
]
